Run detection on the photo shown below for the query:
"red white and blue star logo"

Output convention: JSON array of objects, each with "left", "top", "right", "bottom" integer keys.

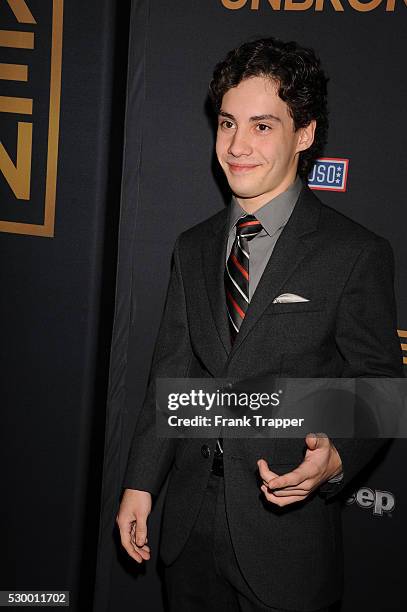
[{"left": 308, "top": 158, "right": 349, "bottom": 192}]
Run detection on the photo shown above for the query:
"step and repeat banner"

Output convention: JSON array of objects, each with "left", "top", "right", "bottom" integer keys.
[
  {"left": 7, "top": 1, "right": 405, "bottom": 610},
  {"left": 96, "top": 0, "right": 407, "bottom": 611}
]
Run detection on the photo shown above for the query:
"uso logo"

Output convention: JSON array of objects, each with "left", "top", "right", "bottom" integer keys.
[{"left": 308, "top": 158, "right": 349, "bottom": 192}]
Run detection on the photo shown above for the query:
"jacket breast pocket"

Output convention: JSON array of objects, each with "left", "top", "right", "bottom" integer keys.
[{"left": 263, "top": 297, "right": 326, "bottom": 315}]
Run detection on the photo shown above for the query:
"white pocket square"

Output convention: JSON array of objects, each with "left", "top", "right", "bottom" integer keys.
[{"left": 272, "top": 293, "right": 309, "bottom": 304}]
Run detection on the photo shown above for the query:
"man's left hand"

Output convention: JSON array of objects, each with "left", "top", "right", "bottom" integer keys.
[{"left": 258, "top": 434, "right": 342, "bottom": 507}]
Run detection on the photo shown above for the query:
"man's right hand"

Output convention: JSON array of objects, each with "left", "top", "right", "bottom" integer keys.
[{"left": 116, "top": 489, "right": 152, "bottom": 563}]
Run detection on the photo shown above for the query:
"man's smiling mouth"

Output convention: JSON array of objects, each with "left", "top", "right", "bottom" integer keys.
[{"left": 227, "top": 163, "right": 260, "bottom": 173}]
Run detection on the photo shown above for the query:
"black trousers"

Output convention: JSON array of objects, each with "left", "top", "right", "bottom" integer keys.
[{"left": 164, "top": 472, "right": 338, "bottom": 612}]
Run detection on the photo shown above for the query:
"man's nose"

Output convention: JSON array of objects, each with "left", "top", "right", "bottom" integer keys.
[{"left": 228, "top": 129, "right": 253, "bottom": 157}]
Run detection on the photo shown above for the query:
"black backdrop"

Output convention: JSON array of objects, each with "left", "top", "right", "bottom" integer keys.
[
  {"left": 97, "top": 1, "right": 407, "bottom": 611},
  {"left": 0, "top": 0, "right": 130, "bottom": 610},
  {"left": 1, "top": 0, "right": 406, "bottom": 611}
]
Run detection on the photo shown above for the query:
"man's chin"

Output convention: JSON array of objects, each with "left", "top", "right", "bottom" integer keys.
[
  {"left": 225, "top": 179, "right": 258, "bottom": 200},
  {"left": 233, "top": 192, "right": 258, "bottom": 200},
  {"left": 229, "top": 185, "right": 263, "bottom": 200}
]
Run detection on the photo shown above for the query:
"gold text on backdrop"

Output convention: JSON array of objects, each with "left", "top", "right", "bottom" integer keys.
[
  {"left": 221, "top": 0, "right": 402, "bottom": 11},
  {"left": 0, "top": 0, "right": 63, "bottom": 238}
]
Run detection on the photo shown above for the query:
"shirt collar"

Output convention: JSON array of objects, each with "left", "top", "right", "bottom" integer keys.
[{"left": 228, "top": 175, "right": 303, "bottom": 238}]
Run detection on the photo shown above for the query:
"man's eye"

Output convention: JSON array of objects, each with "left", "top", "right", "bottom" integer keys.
[
  {"left": 220, "top": 120, "right": 234, "bottom": 129},
  {"left": 256, "top": 124, "right": 271, "bottom": 132}
]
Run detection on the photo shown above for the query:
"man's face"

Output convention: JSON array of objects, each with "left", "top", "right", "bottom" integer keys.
[{"left": 215, "top": 76, "right": 315, "bottom": 211}]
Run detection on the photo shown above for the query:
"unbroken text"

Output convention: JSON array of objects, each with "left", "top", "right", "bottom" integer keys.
[{"left": 220, "top": 0, "right": 403, "bottom": 12}]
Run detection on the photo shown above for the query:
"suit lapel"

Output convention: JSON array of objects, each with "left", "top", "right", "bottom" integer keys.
[
  {"left": 202, "top": 208, "right": 232, "bottom": 356},
  {"left": 228, "top": 187, "right": 322, "bottom": 359}
]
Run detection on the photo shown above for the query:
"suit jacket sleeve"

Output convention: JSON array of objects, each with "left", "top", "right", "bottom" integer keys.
[
  {"left": 321, "top": 235, "right": 403, "bottom": 498},
  {"left": 122, "top": 236, "right": 193, "bottom": 496}
]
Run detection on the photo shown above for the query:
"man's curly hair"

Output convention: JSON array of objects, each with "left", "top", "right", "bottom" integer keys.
[{"left": 209, "top": 37, "right": 329, "bottom": 180}]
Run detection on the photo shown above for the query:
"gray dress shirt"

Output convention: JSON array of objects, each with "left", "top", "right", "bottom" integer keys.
[{"left": 226, "top": 176, "right": 302, "bottom": 300}]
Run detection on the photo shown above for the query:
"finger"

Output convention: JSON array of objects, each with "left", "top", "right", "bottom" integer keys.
[
  {"left": 306, "top": 432, "right": 329, "bottom": 449},
  {"left": 130, "top": 532, "right": 151, "bottom": 551},
  {"left": 270, "top": 483, "right": 314, "bottom": 494},
  {"left": 124, "top": 542, "right": 144, "bottom": 563},
  {"left": 132, "top": 542, "right": 151, "bottom": 560},
  {"left": 261, "top": 486, "right": 306, "bottom": 506},
  {"left": 120, "top": 520, "right": 151, "bottom": 562},
  {"left": 265, "top": 459, "right": 322, "bottom": 489},
  {"left": 257, "top": 458, "right": 277, "bottom": 481},
  {"left": 130, "top": 528, "right": 151, "bottom": 553},
  {"left": 264, "top": 469, "right": 307, "bottom": 490},
  {"left": 117, "top": 521, "right": 149, "bottom": 563},
  {"left": 261, "top": 478, "right": 314, "bottom": 495},
  {"left": 135, "top": 517, "right": 148, "bottom": 548},
  {"left": 305, "top": 432, "right": 318, "bottom": 449},
  {"left": 263, "top": 474, "right": 317, "bottom": 491},
  {"left": 271, "top": 488, "right": 311, "bottom": 497}
]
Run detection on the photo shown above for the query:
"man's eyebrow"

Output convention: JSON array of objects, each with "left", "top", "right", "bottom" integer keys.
[
  {"left": 218, "top": 111, "right": 235, "bottom": 120},
  {"left": 218, "top": 110, "right": 281, "bottom": 123},
  {"left": 250, "top": 114, "right": 281, "bottom": 123}
]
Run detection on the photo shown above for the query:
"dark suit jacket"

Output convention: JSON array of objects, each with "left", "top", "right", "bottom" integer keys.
[{"left": 123, "top": 186, "right": 403, "bottom": 611}]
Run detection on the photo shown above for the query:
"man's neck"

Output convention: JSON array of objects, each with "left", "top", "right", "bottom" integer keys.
[{"left": 235, "top": 174, "right": 299, "bottom": 214}]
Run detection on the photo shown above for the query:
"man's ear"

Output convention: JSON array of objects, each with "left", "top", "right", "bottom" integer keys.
[{"left": 296, "top": 120, "right": 316, "bottom": 153}]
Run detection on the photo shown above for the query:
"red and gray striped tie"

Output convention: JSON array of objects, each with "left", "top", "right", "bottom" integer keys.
[
  {"left": 225, "top": 214, "right": 263, "bottom": 341},
  {"left": 213, "top": 214, "right": 263, "bottom": 470}
]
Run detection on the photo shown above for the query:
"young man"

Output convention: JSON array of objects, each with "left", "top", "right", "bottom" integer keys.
[{"left": 116, "top": 37, "right": 403, "bottom": 611}]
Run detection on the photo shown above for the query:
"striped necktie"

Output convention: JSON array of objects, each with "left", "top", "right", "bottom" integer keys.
[
  {"left": 225, "top": 214, "right": 263, "bottom": 341},
  {"left": 213, "top": 214, "right": 263, "bottom": 468}
]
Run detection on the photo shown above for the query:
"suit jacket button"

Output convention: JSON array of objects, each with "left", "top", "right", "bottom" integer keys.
[{"left": 201, "top": 444, "right": 210, "bottom": 459}]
